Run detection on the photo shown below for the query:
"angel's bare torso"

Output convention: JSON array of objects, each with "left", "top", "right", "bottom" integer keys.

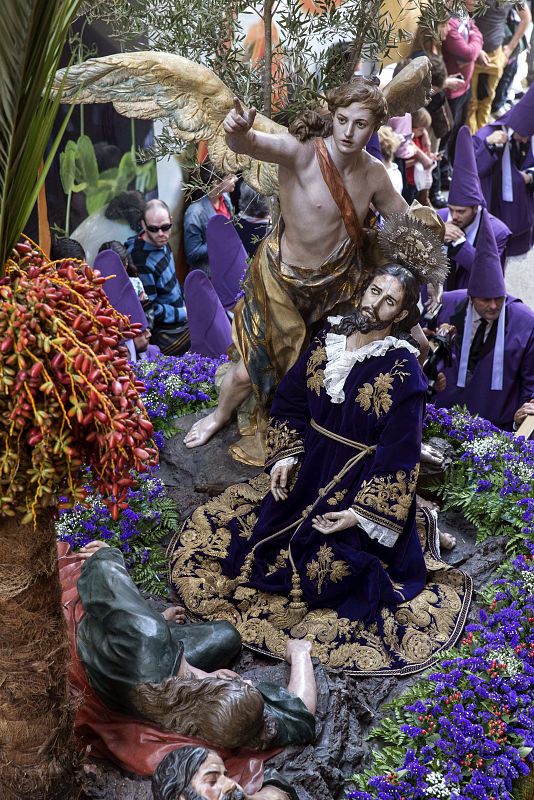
[
  {"left": 224, "top": 100, "right": 408, "bottom": 269},
  {"left": 277, "top": 143, "right": 388, "bottom": 267}
]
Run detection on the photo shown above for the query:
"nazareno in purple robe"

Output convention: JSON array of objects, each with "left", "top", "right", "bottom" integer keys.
[
  {"left": 473, "top": 127, "right": 534, "bottom": 256},
  {"left": 221, "top": 329, "right": 428, "bottom": 625},
  {"left": 436, "top": 207, "right": 511, "bottom": 291},
  {"left": 434, "top": 290, "right": 534, "bottom": 430}
]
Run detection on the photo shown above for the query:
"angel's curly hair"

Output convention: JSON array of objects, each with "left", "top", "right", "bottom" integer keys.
[{"left": 288, "top": 77, "right": 388, "bottom": 142}]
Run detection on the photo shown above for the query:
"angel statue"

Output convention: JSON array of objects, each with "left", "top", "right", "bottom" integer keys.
[{"left": 54, "top": 52, "right": 444, "bottom": 465}]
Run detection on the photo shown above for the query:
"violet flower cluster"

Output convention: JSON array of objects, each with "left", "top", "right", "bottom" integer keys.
[
  {"left": 132, "top": 352, "right": 228, "bottom": 441},
  {"left": 56, "top": 468, "right": 177, "bottom": 596},
  {"left": 423, "top": 405, "right": 534, "bottom": 546},
  {"left": 348, "top": 550, "right": 534, "bottom": 800},
  {"left": 347, "top": 408, "right": 534, "bottom": 799}
]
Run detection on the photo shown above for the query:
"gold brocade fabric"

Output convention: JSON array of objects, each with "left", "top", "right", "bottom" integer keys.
[
  {"left": 230, "top": 223, "right": 362, "bottom": 465},
  {"left": 168, "top": 482, "right": 472, "bottom": 677}
]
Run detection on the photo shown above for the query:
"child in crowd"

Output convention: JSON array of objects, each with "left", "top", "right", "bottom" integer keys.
[
  {"left": 377, "top": 125, "right": 404, "bottom": 195},
  {"left": 405, "top": 108, "right": 438, "bottom": 206}
]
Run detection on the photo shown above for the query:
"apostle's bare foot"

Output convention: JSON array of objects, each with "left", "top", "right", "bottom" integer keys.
[
  {"left": 438, "top": 528, "right": 456, "bottom": 551},
  {"left": 285, "top": 638, "right": 313, "bottom": 663},
  {"left": 162, "top": 605, "right": 186, "bottom": 623},
  {"left": 183, "top": 411, "right": 227, "bottom": 448}
]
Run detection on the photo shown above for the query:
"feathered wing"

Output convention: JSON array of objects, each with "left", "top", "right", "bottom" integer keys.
[
  {"left": 53, "top": 51, "right": 283, "bottom": 195},
  {"left": 382, "top": 56, "right": 432, "bottom": 119}
]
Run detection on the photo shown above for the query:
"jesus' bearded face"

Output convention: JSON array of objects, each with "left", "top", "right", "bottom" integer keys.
[{"left": 359, "top": 274, "right": 408, "bottom": 330}]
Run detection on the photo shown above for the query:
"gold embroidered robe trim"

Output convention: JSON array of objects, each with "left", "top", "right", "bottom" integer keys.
[
  {"left": 264, "top": 418, "right": 305, "bottom": 468},
  {"left": 352, "top": 466, "right": 419, "bottom": 536},
  {"left": 306, "top": 345, "right": 327, "bottom": 396},
  {"left": 168, "top": 479, "right": 473, "bottom": 677},
  {"left": 355, "top": 359, "right": 411, "bottom": 418}
]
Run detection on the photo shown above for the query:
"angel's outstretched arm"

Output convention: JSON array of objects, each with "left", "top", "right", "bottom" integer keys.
[{"left": 224, "top": 97, "right": 301, "bottom": 169}]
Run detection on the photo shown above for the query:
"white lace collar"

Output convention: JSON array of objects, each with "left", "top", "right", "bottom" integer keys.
[{"left": 323, "top": 317, "right": 419, "bottom": 404}]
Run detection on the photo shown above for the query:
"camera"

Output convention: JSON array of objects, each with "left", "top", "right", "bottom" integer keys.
[{"left": 423, "top": 325, "right": 457, "bottom": 398}]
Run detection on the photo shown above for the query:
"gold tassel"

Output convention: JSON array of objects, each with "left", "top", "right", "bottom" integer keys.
[{"left": 286, "top": 572, "right": 307, "bottom": 624}]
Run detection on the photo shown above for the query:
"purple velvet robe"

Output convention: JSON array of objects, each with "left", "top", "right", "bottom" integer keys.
[
  {"left": 437, "top": 208, "right": 511, "bottom": 290},
  {"left": 473, "top": 127, "right": 534, "bottom": 256},
  {"left": 434, "top": 291, "right": 534, "bottom": 429},
  {"left": 222, "top": 331, "right": 428, "bottom": 624}
]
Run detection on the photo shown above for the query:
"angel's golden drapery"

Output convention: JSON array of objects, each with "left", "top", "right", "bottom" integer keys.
[{"left": 229, "top": 221, "right": 363, "bottom": 465}]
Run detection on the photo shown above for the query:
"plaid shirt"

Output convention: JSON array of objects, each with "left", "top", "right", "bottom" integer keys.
[{"left": 126, "top": 235, "right": 186, "bottom": 325}]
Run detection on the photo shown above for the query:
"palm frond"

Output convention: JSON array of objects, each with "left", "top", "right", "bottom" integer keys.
[{"left": 0, "top": 0, "right": 81, "bottom": 267}]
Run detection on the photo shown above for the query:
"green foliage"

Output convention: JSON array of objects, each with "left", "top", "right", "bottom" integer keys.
[
  {"left": 0, "top": 0, "right": 82, "bottom": 267},
  {"left": 56, "top": 472, "right": 180, "bottom": 597},
  {"left": 423, "top": 408, "right": 534, "bottom": 558},
  {"left": 349, "top": 682, "right": 434, "bottom": 789},
  {"left": 58, "top": 134, "right": 157, "bottom": 230},
  {"left": 79, "top": 0, "right": 468, "bottom": 162}
]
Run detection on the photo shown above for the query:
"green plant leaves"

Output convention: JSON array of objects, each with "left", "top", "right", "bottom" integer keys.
[
  {"left": 59, "top": 140, "right": 77, "bottom": 194},
  {"left": 116, "top": 151, "right": 137, "bottom": 190},
  {"left": 0, "top": 0, "right": 81, "bottom": 267},
  {"left": 60, "top": 134, "right": 98, "bottom": 195},
  {"left": 76, "top": 134, "right": 99, "bottom": 187},
  {"left": 59, "top": 138, "right": 158, "bottom": 221},
  {"left": 85, "top": 187, "right": 111, "bottom": 215}
]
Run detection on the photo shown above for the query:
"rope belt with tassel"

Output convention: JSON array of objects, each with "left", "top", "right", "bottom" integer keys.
[{"left": 239, "top": 420, "right": 377, "bottom": 623}]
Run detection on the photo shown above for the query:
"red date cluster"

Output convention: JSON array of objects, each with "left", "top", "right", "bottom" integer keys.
[{"left": 0, "top": 241, "right": 158, "bottom": 523}]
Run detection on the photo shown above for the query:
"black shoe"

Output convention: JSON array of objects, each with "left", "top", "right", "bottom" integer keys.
[{"left": 430, "top": 193, "right": 447, "bottom": 209}]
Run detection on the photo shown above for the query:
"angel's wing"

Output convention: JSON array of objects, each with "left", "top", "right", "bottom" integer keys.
[
  {"left": 382, "top": 56, "right": 432, "bottom": 119},
  {"left": 53, "top": 51, "right": 432, "bottom": 195},
  {"left": 53, "top": 51, "right": 285, "bottom": 195}
]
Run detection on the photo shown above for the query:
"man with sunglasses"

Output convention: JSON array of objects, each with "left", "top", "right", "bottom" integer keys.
[{"left": 127, "top": 198, "right": 189, "bottom": 356}]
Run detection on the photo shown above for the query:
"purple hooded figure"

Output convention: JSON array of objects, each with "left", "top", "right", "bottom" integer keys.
[
  {"left": 207, "top": 214, "right": 249, "bottom": 311},
  {"left": 365, "top": 131, "right": 383, "bottom": 161},
  {"left": 473, "top": 85, "right": 534, "bottom": 256},
  {"left": 438, "top": 126, "right": 511, "bottom": 290},
  {"left": 94, "top": 249, "right": 161, "bottom": 362},
  {"left": 184, "top": 270, "right": 232, "bottom": 358},
  {"left": 434, "top": 211, "right": 534, "bottom": 430}
]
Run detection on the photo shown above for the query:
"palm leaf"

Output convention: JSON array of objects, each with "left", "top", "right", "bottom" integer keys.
[{"left": 0, "top": 0, "right": 81, "bottom": 267}]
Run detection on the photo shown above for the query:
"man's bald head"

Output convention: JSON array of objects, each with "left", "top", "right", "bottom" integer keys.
[
  {"left": 145, "top": 198, "right": 171, "bottom": 216},
  {"left": 142, "top": 199, "right": 173, "bottom": 247}
]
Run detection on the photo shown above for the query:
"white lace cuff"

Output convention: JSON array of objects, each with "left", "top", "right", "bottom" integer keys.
[
  {"left": 348, "top": 507, "right": 399, "bottom": 548},
  {"left": 273, "top": 456, "right": 298, "bottom": 470}
]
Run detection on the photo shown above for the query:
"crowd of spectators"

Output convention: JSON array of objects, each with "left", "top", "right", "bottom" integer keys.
[{"left": 52, "top": 0, "right": 534, "bottom": 434}]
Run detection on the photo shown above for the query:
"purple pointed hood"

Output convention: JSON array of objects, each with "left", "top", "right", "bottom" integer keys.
[
  {"left": 93, "top": 250, "right": 148, "bottom": 328},
  {"left": 448, "top": 126, "right": 486, "bottom": 207},
  {"left": 184, "top": 269, "right": 232, "bottom": 358},
  {"left": 498, "top": 83, "right": 534, "bottom": 137},
  {"left": 207, "top": 215, "right": 248, "bottom": 311},
  {"left": 467, "top": 210, "right": 506, "bottom": 298}
]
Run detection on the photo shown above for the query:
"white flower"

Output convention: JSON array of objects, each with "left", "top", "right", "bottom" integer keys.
[
  {"left": 424, "top": 770, "right": 450, "bottom": 798},
  {"left": 485, "top": 647, "right": 523, "bottom": 676},
  {"left": 522, "top": 571, "right": 534, "bottom": 595}
]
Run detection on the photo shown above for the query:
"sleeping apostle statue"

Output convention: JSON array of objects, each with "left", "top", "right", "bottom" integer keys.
[{"left": 69, "top": 540, "right": 316, "bottom": 755}]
